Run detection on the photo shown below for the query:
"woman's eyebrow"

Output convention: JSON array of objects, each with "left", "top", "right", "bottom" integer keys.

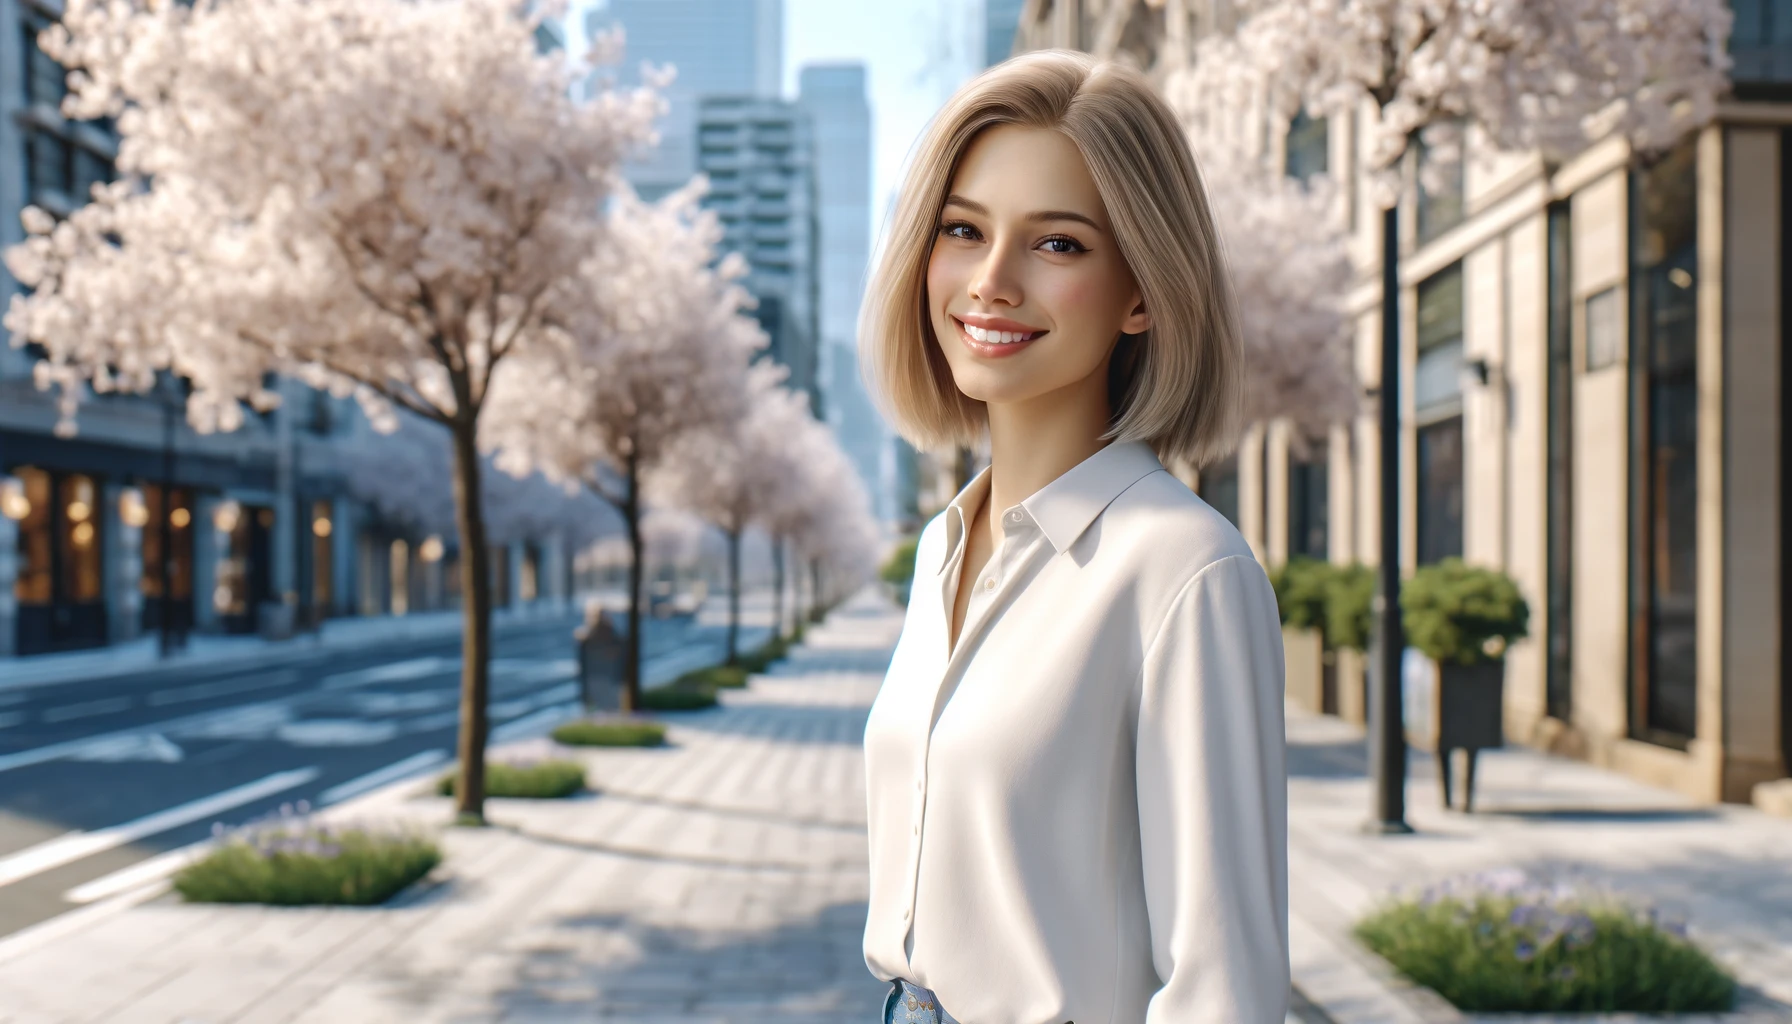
[{"left": 942, "top": 194, "right": 1105, "bottom": 233}]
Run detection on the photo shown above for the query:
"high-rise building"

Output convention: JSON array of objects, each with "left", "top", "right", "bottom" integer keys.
[
  {"left": 798, "top": 64, "right": 887, "bottom": 520},
  {"left": 586, "top": 0, "right": 784, "bottom": 199},
  {"left": 984, "top": 0, "right": 1028, "bottom": 67},
  {"left": 694, "top": 97, "right": 822, "bottom": 417}
]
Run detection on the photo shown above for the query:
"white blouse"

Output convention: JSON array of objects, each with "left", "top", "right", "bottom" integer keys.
[{"left": 863, "top": 439, "right": 1289, "bottom": 1024}]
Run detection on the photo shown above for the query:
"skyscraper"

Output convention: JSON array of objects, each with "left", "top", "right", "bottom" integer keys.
[
  {"left": 586, "top": 0, "right": 784, "bottom": 199},
  {"left": 984, "top": 0, "right": 1027, "bottom": 67},
  {"left": 694, "top": 96, "right": 822, "bottom": 417},
  {"left": 798, "top": 64, "right": 886, "bottom": 520}
]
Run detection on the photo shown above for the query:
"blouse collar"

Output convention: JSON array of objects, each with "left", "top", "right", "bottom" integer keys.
[{"left": 937, "top": 439, "right": 1166, "bottom": 574}]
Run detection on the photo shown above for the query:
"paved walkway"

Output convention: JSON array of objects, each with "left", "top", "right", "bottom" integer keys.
[{"left": 4, "top": 588, "right": 1790, "bottom": 1023}]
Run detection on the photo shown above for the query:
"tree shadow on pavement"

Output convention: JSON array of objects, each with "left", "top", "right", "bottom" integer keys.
[{"left": 480, "top": 900, "right": 886, "bottom": 1023}]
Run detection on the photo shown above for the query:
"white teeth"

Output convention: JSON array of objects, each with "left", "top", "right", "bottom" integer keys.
[{"left": 963, "top": 321, "right": 1034, "bottom": 344}]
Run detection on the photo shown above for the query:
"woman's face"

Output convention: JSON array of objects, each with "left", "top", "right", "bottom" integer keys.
[{"left": 925, "top": 124, "right": 1150, "bottom": 409}]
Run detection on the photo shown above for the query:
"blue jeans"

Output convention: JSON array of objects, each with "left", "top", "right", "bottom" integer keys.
[{"left": 883, "top": 978, "right": 962, "bottom": 1023}]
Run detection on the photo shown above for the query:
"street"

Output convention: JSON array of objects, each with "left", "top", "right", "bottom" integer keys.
[{"left": 0, "top": 596, "right": 774, "bottom": 942}]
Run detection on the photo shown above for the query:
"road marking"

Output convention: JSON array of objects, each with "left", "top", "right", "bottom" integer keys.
[
  {"left": 146, "top": 669, "right": 300, "bottom": 707},
  {"left": 318, "top": 750, "right": 450, "bottom": 807},
  {"left": 0, "top": 697, "right": 291, "bottom": 774},
  {"left": 66, "top": 732, "right": 184, "bottom": 764},
  {"left": 62, "top": 839, "right": 213, "bottom": 904},
  {"left": 321, "top": 657, "right": 453, "bottom": 691},
  {"left": 0, "top": 767, "right": 319, "bottom": 890},
  {"left": 41, "top": 696, "right": 134, "bottom": 724}
]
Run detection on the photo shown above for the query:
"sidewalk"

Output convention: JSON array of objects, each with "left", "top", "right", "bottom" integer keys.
[
  {"left": 3, "top": 590, "right": 1789, "bottom": 1023},
  {"left": 1284, "top": 709, "right": 1792, "bottom": 1023},
  {"left": 0, "top": 589, "right": 896, "bottom": 1024}
]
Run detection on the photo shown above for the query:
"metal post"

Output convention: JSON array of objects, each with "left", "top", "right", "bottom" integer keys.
[
  {"left": 1367, "top": 202, "right": 1412, "bottom": 834},
  {"left": 159, "top": 382, "right": 176, "bottom": 658}
]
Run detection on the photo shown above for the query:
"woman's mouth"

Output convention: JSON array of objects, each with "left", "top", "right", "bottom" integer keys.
[{"left": 953, "top": 317, "right": 1044, "bottom": 358}]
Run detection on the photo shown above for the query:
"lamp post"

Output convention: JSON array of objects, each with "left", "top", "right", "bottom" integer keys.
[{"left": 158, "top": 375, "right": 186, "bottom": 658}]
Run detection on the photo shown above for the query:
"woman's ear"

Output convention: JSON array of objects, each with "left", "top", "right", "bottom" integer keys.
[{"left": 1121, "top": 294, "right": 1152, "bottom": 335}]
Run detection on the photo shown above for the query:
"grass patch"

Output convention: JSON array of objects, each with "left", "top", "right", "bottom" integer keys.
[
  {"left": 436, "top": 758, "right": 586, "bottom": 799},
  {"left": 676, "top": 663, "right": 749, "bottom": 688},
  {"left": 175, "top": 805, "right": 440, "bottom": 906},
  {"left": 638, "top": 679, "right": 717, "bottom": 711},
  {"left": 551, "top": 719, "right": 667, "bottom": 747},
  {"left": 1354, "top": 868, "right": 1735, "bottom": 1014}
]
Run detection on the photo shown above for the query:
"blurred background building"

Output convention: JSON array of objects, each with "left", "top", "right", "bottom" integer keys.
[{"left": 1013, "top": 0, "right": 1792, "bottom": 806}]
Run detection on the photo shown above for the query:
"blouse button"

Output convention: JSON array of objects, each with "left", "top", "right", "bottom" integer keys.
[
  {"left": 984, "top": 577, "right": 995, "bottom": 590},
  {"left": 1009, "top": 511, "right": 1022, "bottom": 522}
]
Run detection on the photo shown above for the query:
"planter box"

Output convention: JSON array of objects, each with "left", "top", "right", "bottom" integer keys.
[
  {"left": 1404, "top": 655, "right": 1506, "bottom": 811},
  {"left": 1283, "top": 625, "right": 1324, "bottom": 714},
  {"left": 1335, "top": 647, "right": 1367, "bottom": 725}
]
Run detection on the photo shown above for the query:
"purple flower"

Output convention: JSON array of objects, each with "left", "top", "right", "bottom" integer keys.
[{"left": 1514, "top": 940, "right": 1536, "bottom": 962}]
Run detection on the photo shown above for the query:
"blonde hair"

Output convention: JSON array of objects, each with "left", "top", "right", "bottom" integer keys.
[{"left": 858, "top": 49, "right": 1241, "bottom": 470}]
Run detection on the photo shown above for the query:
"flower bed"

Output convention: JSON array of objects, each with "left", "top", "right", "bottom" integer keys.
[
  {"left": 174, "top": 802, "right": 441, "bottom": 906},
  {"left": 1354, "top": 868, "right": 1735, "bottom": 1014},
  {"left": 551, "top": 719, "right": 667, "bottom": 747},
  {"left": 436, "top": 758, "right": 586, "bottom": 799}
]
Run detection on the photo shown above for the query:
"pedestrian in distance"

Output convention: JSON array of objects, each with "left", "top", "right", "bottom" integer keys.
[{"left": 857, "top": 49, "right": 1290, "bottom": 1024}]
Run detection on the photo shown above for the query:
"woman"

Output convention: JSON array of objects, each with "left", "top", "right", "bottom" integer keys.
[{"left": 858, "top": 50, "right": 1289, "bottom": 1023}]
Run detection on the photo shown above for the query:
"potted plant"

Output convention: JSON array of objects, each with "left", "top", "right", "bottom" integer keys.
[
  {"left": 1323, "top": 563, "right": 1375, "bottom": 725},
  {"left": 1400, "top": 558, "right": 1530, "bottom": 812},
  {"left": 1269, "top": 557, "right": 1331, "bottom": 714}
]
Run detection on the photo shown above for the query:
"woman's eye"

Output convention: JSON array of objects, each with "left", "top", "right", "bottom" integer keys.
[
  {"left": 1039, "top": 236, "right": 1085, "bottom": 254},
  {"left": 940, "top": 222, "right": 980, "bottom": 241}
]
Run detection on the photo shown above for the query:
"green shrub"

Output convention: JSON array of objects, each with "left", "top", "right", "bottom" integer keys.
[
  {"left": 677, "top": 663, "right": 749, "bottom": 688},
  {"left": 1355, "top": 869, "right": 1735, "bottom": 1014},
  {"left": 1269, "top": 557, "right": 1332, "bottom": 636},
  {"left": 638, "top": 679, "right": 718, "bottom": 711},
  {"left": 1401, "top": 558, "right": 1530, "bottom": 665},
  {"left": 175, "top": 805, "right": 440, "bottom": 906},
  {"left": 436, "top": 758, "right": 586, "bottom": 799},
  {"left": 1325, "top": 563, "right": 1376, "bottom": 652},
  {"left": 551, "top": 719, "right": 666, "bottom": 747},
  {"left": 881, "top": 536, "right": 919, "bottom": 603}
]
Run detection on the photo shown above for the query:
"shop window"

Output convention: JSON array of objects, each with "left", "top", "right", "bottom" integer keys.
[
  {"left": 1285, "top": 109, "right": 1328, "bottom": 182},
  {"left": 13, "top": 467, "right": 53, "bottom": 606},
  {"left": 1288, "top": 453, "right": 1328, "bottom": 560},
  {"left": 1199, "top": 454, "right": 1240, "bottom": 529},
  {"left": 1417, "top": 417, "right": 1465, "bottom": 565}
]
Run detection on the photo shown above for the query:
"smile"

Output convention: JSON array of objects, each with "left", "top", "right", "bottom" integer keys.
[{"left": 953, "top": 317, "right": 1044, "bottom": 357}]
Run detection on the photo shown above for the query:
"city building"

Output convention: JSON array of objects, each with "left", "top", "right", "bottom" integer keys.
[
  {"left": 694, "top": 96, "right": 823, "bottom": 415},
  {"left": 0, "top": 0, "right": 587, "bottom": 660},
  {"left": 798, "top": 64, "right": 889, "bottom": 521},
  {"left": 984, "top": 0, "right": 1029, "bottom": 69},
  {"left": 1017, "top": 0, "right": 1792, "bottom": 805},
  {"left": 586, "top": 0, "right": 784, "bottom": 200}
]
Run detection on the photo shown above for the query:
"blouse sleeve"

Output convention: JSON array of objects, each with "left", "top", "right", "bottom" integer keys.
[{"left": 1135, "top": 553, "right": 1290, "bottom": 1022}]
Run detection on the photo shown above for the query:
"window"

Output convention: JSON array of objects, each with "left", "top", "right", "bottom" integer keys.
[
  {"left": 23, "top": 12, "right": 65, "bottom": 109},
  {"left": 1198, "top": 454, "right": 1240, "bottom": 528},
  {"left": 1285, "top": 109, "right": 1328, "bottom": 182},
  {"left": 13, "top": 468, "right": 53, "bottom": 607},
  {"left": 1545, "top": 201, "right": 1574, "bottom": 722},
  {"left": 1584, "top": 286, "right": 1621, "bottom": 371},
  {"left": 1417, "top": 417, "right": 1465, "bottom": 565},
  {"left": 1628, "top": 138, "right": 1700, "bottom": 746},
  {"left": 1414, "top": 263, "right": 1465, "bottom": 413},
  {"left": 1415, "top": 121, "right": 1467, "bottom": 246},
  {"left": 1730, "top": 0, "right": 1792, "bottom": 94},
  {"left": 1288, "top": 452, "right": 1328, "bottom": 560}
]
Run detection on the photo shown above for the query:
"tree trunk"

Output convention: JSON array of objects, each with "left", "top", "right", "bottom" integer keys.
[
  {"left": 448, "top": 419, "right": 493, "bottom": 826},
  {"left": 725, "top": 524, "right": 741, "bottom": 665},
  {"left": 771, "top": 533, "right": 786, "bottom": 641},
  {"left": 622, "top": 447, "right": 643, "bottom": 714},
  {"left": 809, "top": 556, "right": 822, "bottom": 623}
]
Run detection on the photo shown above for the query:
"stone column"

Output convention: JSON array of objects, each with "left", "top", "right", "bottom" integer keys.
[
  {"left": 104, "top": 483, "right": 143, "bottom": 644},
  {"left": 0, "top": 515, "right": 17, "bottom": 658}
]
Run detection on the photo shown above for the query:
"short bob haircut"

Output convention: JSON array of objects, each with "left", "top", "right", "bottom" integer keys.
[{"left": 859, "top": 49, "right": 1241, "bottom": 471}]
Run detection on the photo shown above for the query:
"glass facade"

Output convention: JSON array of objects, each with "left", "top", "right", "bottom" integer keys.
[
  {"left": 1628, "top": 139, "right": 1700, "bottom": 746},
  {"left": 11, "top": 468, "right": 108, "bottom": 654}
]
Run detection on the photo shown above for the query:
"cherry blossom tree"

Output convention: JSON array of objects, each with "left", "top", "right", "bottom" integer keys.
[
  {"left": 482, "top": 178, "right": 765, "bottom": 710},
  {"left": 1, "top": 0, "right": 660, "bottom": 825},
  {"left": 1179, "top": 0, "right": 1732, "bottom": 831},
  {"left": 652, "top": 360, "right": 820, "bottom": 664}
]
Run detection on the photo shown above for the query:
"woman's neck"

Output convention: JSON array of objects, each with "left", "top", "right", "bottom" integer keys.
[{"left": 980, "top": 362, "right": 1115, "bottom": 541}]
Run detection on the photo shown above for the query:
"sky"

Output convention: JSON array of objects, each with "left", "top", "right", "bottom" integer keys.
[{"left": 569, "top": 0, "right": 986, "bottom": 248}]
